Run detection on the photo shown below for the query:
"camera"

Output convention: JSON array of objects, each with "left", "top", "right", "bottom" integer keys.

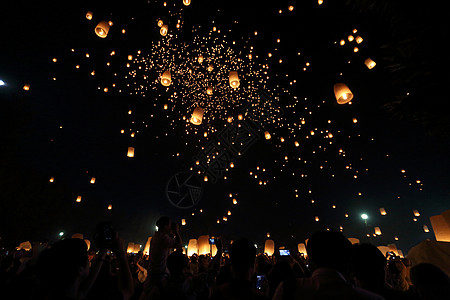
[
  {"left": 209, "top": 238, "right": 215, "bottom": 244},
  {"left": 93, "top": 221, "right": 115, "bottom": 250},
  {"left": 279, "top": 249, "right": 290, "bottom": 256},
  {"left": 256, "top": 275, "right": 265, "bottom": 290}
]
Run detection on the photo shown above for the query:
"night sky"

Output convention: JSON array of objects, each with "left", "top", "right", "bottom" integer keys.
[{"left": 1, "top": 0, "right": 449, "bottom": 254}]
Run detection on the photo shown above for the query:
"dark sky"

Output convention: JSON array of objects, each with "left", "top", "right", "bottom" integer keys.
[{"left": 1, "top": 0, "right": 449, "bottom": 254}]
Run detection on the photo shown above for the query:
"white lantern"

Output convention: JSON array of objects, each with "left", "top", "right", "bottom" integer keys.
[
  {"left": 264, "top": 239, "right": 275, "bottom": 256},
  {"left": 229, "top": 71, "right": 240, "bottom": 88},
  {"left": 198, "top": 235, "right": 210, "bottom": 255},
  {"left": 333, "top": 83, "right": 353, "bottom": 104},
  {"left": 161, "top": 70, "right": 172, "bottom": 86},
  {"left": 187, "top": 239, "right": 198, "bottom": 256},
  {"left": 190, "top": 106, "right": 204, "bottom": 125},
  {"left": 95, "top": 21, "right": 110, "bottom": 38}
]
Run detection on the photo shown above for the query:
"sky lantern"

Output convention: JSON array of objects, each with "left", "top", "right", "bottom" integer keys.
[
  {"left": 95, "top": 21, "right": 110, "bottom": 38},
  {"left": 429, "top": 210, "right": 450, "bottom": 242},
  {"left": 264, "top": 131, "right": 271, "bottom": 140},
  {"left": 198, "top": 235, "right": 210, "bottom": 255},
  {"left": 160, "top": 24, "right": 168, "bottom": 36},
  {"left": 187, "top": 239, "right": 198, "bottom": 256},
  {"left": 76, "top": 196, "right": 82, "bottom": 202},
  {"left": 229, "top": 71, "right": 240, "bottom": 88},
  {"left": 374, "top": 227, "right": 382, "bottom": 235},
  {"left": 379, "top": 208, "right": 387, "bottom": 215},
  {"left": 264, "top": 239, "right": 275, "bottom": 256},
  {"left": 160, "top": 70, "right": 172, "bottom": 86},
  {"left": 143, "top": 237, "right": 152, "bottom": 255},
  {"left": 90, "top": 177, "right": 96, "bottom": 184},
  {"left": 133, "top": 244, "right": 141, "bottom": 253},
  {"left": 413, "top": 209, "right": 420, "bottom": 217},
  {"left": 206, "top": 86, "right": 213, "bottom": 95},
  {"left": 183, "top": 0, "right": 191, "bottom": 5},
  {"left": 297, "top": 243, "right": 307, "bottom": 256},
  {"left": 348, "top": 35, "right": 354, "bottom": 42},
  {"left": 333, "top": 83, "right": 353, "bottom": 104},
  {"left": 84, "top": 239, "right": 90, "bottom": 250},
  {"left": 198, "top": 54, "right": 204, "bottom": 63},
  {"left": 85, "top": 11, "right": 93, "bottom": 20},
  {"left": 365, "top": 58, "right": 376, "bottom": 69},
  {"left": 348, "top": 238, "right": 359, "bottom": 245},
  {"left": 49, "top": 177, "right": 54, "bottom": 183},
  {"left": 181, "top": 218, "right": 186, "bottom": 226},
  {"left": 207, "top": 64, "right": 214, "bottom": 72},
  {"left": 423, "top": 225, "right": 430, "bottom": 232},
  {"left": 107, "top": 204, "right": 112, "bottom": 210},
  {"left": 157, "top": 20, "right": 164, "bottom": 27},
  {"left": 190, "top": 106, "right": 204, "bottom": 125},
  {"left": 127, "top": 242, "right": 134, "bottom": 253},
  {"left": 23, "top": 84, "right": 30, "bottom": 91},
  {"left": 127, "top": 147, "right": 135, "bottom": 157},
  {"left": 355, "top": 36, "right": 363, "bottom": 44}
]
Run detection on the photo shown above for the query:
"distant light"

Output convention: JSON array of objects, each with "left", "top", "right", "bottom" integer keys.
[
  {"left": 0, "top": 80, "right": 5, "bottom": 86},
  {"left": 361, "top": 213, "right": 368, "bottom": 220},
  {"left": 59, "top": 231, "right": 64, "bottom": 236}
]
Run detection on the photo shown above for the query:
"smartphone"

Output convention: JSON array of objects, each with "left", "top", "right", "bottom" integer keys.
[
  {"left": 279, "top": 249, "right": 290, "bottom": 256},
  {"left": 256, "top": 275, "right": 265, "bottom": 290},
  {"left": 209, "top": 238, "right": 215, "bottom": 244}
]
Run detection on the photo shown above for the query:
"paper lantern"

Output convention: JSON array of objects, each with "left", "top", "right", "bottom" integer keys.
[
  {"left": 264, "top": 239, "right": 275, "bottom": 256},
  {"left": 86, "top": 11, "right": 93, "bottom": 20},
  {"left": 95, "top": 21, "right": 110, "bottom": 38},
  {"left": 229, "top": 71, "right": 240, "bottom": 88},
  {"left": 190, "top": 106, "right": 204, "bottom": 125},
  {"left": 211, "top": 244, "right": 217, "bottom": 256},
  {"left": 413, "top": 209, "right": 420, "bottom": 217},
  {"left": 377, "top": 246, "right": 389, "bottom": 257},
  {"left": 49, "top": 177, "right": 54, "bottom": 183},
  {"left": 238, "top": 114, "right": 243, "bottom": 120},
  {"left": 127, "top": 242, "right": 135, "bottom": 253},
  {"left": 264, "top": 131, "right": 271, "bottom": 140},
  {"left": 72, "top": 233, "right": 84, "bottom": 239},
  {"left": 160, "top": 24, "right": 168, "bottom": 36},
  {"left": 207, "top": 64, "right": 214, "bottom": 72},
  {"left": 198, "top": 235, "right": 210, "bottom": 255},
  {"left": 90, "top": 177, "right": 96, "bottom": 184},
  {"left": 17, "top": 241, "right": 32, "bottom": 251},
  {"left": 374, "top": 227, "right": 382, "bottom": 235},
  {"left": 23, "top": 84, "right": 30, "bottom": 91},
  {"left": 423, "top": 225, "right": 430, "bottom": 232},
  {"left": 297, "top": 243, "right": 307, "bottom": 256},
  {"left": 160, "top": 70, "right": 172, "bottom": 86},
  {"left": 76, "top": 196, "right": 82, "bottom": 202},
  {"left": 379, "top": 208, "right": 387, "bottom": 216},
  {"left": 127, "top": 147, "right": 135, "bottom": 157},
  {"left": 107, "top": 204, "right": 112, "bottom": 210},
  {"left": 181, "top": 219, "right": 186, "bottom": 226},
  {"left": 84, "top": 239, "right": 90, "bottom": 250},
  {"left": 143, "top": 237, "right": 152, "bottom": 255},
  {"left": 365, "top": 58, "right": 376, "bottom": 69},
  {"left": 348, "top": 238, "right": 359, "bottom": 245},
  {"left": 348, "top": 35, "right": 354, "bottom": 42},
  {"left": 355, "top": 36, "right": 363, "bottom": 44},
  {"left": 133, "top": 244, "right": 141, "bottom": 253},
  {"left": 183, "top": 0, "right": 191, "bottom": 5},
  {"left": 387, "top": 244, "right": 399, "bottom": 256},
  {"left": 430, "top": 210, "right": 450, "bottom": 242},
  {"left": 187, "top": 239, "right": 198, "bottom": 256},
  {"left": 198, "top": 55, "right": 204, "bottom": 63},
  {"left": 206, "top": 86, "right": 213, "bottom": 95},
  {"left": 333, "top": 83, "right": 353, "bottom": 104}
]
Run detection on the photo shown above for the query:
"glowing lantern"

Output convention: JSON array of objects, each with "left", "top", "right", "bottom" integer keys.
[
  {"left": 160, "top": 24, "right": 168, "bottom": 36},
  {"left": 295, "top": 141, "right": 300, "bottom": 147},
  {"left": 229, "top": 71, "right": 240, "bottom": 88},
  {"left": 76, "top": 196, "right": 82, "bottom": 202},
  {"left": 238, "top": 114, "right": 243, "bottom": 120},
  {"left": 190, "top": 106, "right": 204, "bottom": 125},
  {"left": 143, "top": 237, "right": 152, "bottom": 255},
  {"left": 348, "top": 35, "right": 354, "bottom": 42},
  {"left": 198, "top": 55, "right": 204, "bottom": 63},
  {"left": 187, "top": 239, "right": 198, "bottom": 256},
  {"left": 429, "top": 210, "right": 450, "bottom": 242},
  {"left": 95, "top": 21, "right": 110, "bottom": 38},
  {"left": 86, "top": 11, "right": 93, "bottom": 20},
  {"left": 264, "top": 131, "right": 271, "bottom": 140},
  {"left": 388, "top": 244, "right": 399, "bottom": 256},
  {"left": 127, "top": 242, "right": 135, "bottom": 253},
  {"left": 423, "top": 225, "right": 430, "bottom": 232},
  {"left": 127, "top": 147, "right": 135, "bottom": 157},
  {"left": 157, "top": 20, "right": 164, "bottom": 27},
  {"left": 17, "top": 241, "right": 32, "bottom": 251},
  {"left": 181, "top": 219, "right": 186, "bottom": 226},
  {"left": 297, "top": 243, "right": 307, "bottom": 256},
  {"left": 198, "top": 235, "right": 210, "bottom": 255},
  {"left": 207, "top": 64, "right": 214, "bottom": 72},
  {"left": 206, "top": 86, "right": 213, "bottom": 95},
  {"left": 374, "top": 227, "right": 382, "bottom": 235},
  {"left": 211, "top": 244, "right": 217, "bottom": 256},
  {"left": 264, "top": 239, "right": 275, "bottom": 256},
  {"left": 315, "top": 216, "right": 319, "bottom": 222},
  {"left": 379, "top": 208, "right": 387, "bottom": 215},
  {"left": 227, "top": 116, "right": 233, "bottom": 123},
  {"left": 227, "top": 210, "right": 231, "bottom": 215},
  {"left": 318, "top": 0, "right": 323, "bottom": 4},
  {"left": 72, "top": 233, "right": 83, "bottom": 239},
  {"left": 413, "top": 209, "right": 420, "bottom": 217},
  {"left": 107, "top": 204, "right": 112, "bottom": 210},
  {"left": 49, "top": 177, "right": 55, "bottom": 183},
  {"left": 355, "top": 36, "right": 363, "bottom": 44},
  {"left": 334, "top": 83, "right": 353, "bottom": 104},
  {"left": 133, "top": 244, "right": 141, "bottom": 253},
  {"left": 340, "top": 39, "right": 345, "bottom": 46},
  {"left": 128, "top": 55, "right": 133, "bottom": 60},
  {"left": 160, "top": 70, "right": 172, "bottom": 86},
  {"left": 183, "top": 0, "right": 191, "bottom": 5},
  {"left": 23, "top": 84, "right": 30, "bottom": 91},
  {"left": 348, "top": 238, "right": 360, "bottom": 245},
  {"left": 233, "top": 198, "right": 237, "bottom": 204},
  {"left": 84, "top": 239, "right": 90, "bottom": 250},
  {"left": 352, "top": 118, "right": 358, "bottom": 123},
  {"left": 90, "top": 177, "right": 96, "bottom": 184},
  {"left": 365, "top": 58, "right": 376, "bottom": 69}
]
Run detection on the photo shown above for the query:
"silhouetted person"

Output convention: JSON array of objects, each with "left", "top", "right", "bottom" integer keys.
[
  {"left": 410, "top": 263, "right": 450, "bottom": 300},
  {"left": 211, "top": 238, "right": 269, "bottom": 300},
  {"left": 273, "top": 231, "right": 384, "bottom": 300},
  {"left": 350, "top": 243, "right": 413, "bottom": 299}
]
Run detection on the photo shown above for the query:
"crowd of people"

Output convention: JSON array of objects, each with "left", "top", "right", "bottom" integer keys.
[{"left": 1, "top": 216, "right": 449, "bottom": 300}]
